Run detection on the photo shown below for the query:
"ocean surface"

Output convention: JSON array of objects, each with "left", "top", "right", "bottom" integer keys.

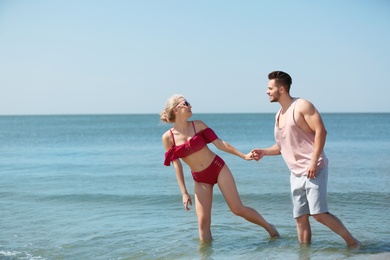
[{"left": 1, "top": 113, "right": 389, "bottom": 260}]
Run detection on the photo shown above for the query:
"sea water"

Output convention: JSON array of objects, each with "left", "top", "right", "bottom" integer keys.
[{"left": 0, "top": 113, "right": 389, "bottom": 260}]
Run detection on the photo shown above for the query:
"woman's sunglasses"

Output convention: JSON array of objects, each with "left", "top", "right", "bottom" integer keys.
[{"left": 176, "top": 100, "right": 191, "bottom": 107}]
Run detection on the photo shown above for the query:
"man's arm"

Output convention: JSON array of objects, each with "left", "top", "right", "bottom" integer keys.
[
  {"left": 251, "top": 143, "right": 281, "bottom": 161},
  {"left": 296, "top": 99, "right": 327, "bottom": 179}
]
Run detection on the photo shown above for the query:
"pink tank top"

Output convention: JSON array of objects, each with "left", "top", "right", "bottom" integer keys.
[{"left": 274, "top": 99, "right": 328, "bottom": 176}]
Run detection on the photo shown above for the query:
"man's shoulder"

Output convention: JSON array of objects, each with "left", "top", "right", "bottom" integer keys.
[
  {"left": 295, "top": 98, "right": 316, "bottom": 113},
  {"left": 296, "top": 98, "right": 313, "bottom": 106}
]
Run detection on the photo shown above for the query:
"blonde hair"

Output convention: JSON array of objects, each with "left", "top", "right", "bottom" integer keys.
[{"left": 160, "top": 94, "right": 185, "bottom": 123}]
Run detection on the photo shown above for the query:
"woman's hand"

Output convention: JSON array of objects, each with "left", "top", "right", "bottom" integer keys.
[
  {"left": 243, "top": 152, "right": 255, "bottom": 161},
  {"left": 182, "top": 193, "right": 192, "bottom": 211}
]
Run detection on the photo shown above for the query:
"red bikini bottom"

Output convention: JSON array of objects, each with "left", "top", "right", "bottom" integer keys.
[{"left": 191, "top": 155, "right": 225, "bottom": 185}]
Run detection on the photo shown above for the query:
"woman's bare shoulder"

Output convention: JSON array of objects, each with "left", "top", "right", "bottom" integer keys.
[
  {"left": 162, "top": 129, "right": 172, "bottom": 142},
  {"left": 192, "top": 120, "right": 208, "bottom": 131}
]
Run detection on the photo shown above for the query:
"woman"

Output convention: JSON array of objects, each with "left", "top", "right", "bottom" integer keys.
[{"left": 160, "top": 94, "right": 279, "bottom": 241}]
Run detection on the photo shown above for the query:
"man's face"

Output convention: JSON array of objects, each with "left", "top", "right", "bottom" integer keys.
[{"left": 266, "top": 79, "right": 281, "bottom": 103}]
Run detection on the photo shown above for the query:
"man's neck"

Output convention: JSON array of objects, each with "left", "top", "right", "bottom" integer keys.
[{"left": 279, "top": 95, "right": 295, "bottom": 113}]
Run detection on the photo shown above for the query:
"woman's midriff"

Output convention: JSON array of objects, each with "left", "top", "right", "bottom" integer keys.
[{"left": 182, "top": 147, "right": 216, "bottom": 172}]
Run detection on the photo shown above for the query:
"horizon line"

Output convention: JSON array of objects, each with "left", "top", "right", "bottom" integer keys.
[{"left": 0, "top": 111, "right": 389, "bottom": 117}]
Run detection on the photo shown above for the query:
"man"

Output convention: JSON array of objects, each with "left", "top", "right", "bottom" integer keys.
[{"left": 252, "top": 71, "right": 361, "bottom": 247}]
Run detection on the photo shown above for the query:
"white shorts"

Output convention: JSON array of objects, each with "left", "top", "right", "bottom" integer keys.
[{"left": 290, "top": 167, "right": 329, "bottom": 218}]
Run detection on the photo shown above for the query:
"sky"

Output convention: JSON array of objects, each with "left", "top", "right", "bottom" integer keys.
[{"left": 0, "top": 0, "right": 389, "bottom": 115}]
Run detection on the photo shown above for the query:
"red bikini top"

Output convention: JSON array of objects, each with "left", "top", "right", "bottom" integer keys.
[{"left": 164, "top": 121, "right": 218, "bottom": 166}]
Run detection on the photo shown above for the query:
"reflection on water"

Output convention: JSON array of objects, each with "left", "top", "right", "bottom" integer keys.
[
  {"left": 298, "top": 243, "right": 311, "bottom": 260},
  {"left": 199, "top": 240, "right": 214, "bottom": 260}
]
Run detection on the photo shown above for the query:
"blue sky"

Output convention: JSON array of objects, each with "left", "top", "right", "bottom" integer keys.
[{"left": 0, "top": 0, "right": 389, "bottom": 115}]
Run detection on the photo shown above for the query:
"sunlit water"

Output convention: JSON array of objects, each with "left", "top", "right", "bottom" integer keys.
[{"left": 1, "top": 113, "right": 389, "bottom": 259}]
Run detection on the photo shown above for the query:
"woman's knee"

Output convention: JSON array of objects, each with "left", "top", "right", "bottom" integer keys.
[
  {"left": 197, "top": 215, "right": 211, "bottom": 229},
  {"left": 230, "top": 205, "right": 246, "bottom": 216}
]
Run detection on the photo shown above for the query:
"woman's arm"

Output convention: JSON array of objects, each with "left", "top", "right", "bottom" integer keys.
[
  {"left": 212, "top": 139, "right": 253, "bottom": 160},
  {"left": 193, "top": 120, "right": 253, "bottom": 160},
  {"left": 172, "top": 160, "right": 192, "bottom": 211},
  {"left": 162, "top": 131, "right": 192, "bottom": 211}
]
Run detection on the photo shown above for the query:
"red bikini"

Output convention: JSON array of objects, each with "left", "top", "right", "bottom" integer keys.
[{"left": 164, "top": 121, "right": 225, "bottom": 184}]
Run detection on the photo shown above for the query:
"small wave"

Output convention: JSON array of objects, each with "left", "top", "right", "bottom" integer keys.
[{"left": 0, "top": 250, "right": 45, "bottom": 260}]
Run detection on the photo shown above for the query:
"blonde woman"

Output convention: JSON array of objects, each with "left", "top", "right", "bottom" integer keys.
[{"left": 161, "top": 94, "right": 279, "bottom": 242}]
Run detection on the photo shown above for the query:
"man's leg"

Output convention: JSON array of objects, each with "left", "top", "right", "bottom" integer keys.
[
  {"left": 291, "top": 173, "right": 311, "bottom": 244},
  {"left": 295, "top": 214, "right": 311, "bottom": 244},
  {"left": 308, "top": 167, "right": 361, "bottom": 247},
  {"left": 313, "top": 213, "right": 361, "bottom": 247}
]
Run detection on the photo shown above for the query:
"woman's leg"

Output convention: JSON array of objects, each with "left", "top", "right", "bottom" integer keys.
[
  {"left": 194, "top": 181, "right": 214, "bottom": 241},
  {"left": 217, "top": 166, "right": 279, "bottom": 238}
]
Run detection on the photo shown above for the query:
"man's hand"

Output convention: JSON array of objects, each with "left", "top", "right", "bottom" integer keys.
[
  {"left": 306, "top": 162, "right": 318, "bottom": 179},
  {"left": 251, "top": 149, "right": 266, "bottom": 161}
]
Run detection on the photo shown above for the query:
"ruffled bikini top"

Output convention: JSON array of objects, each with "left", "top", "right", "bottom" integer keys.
[{"left": 164, "top": 121, "right": 218, "bottom": 166}]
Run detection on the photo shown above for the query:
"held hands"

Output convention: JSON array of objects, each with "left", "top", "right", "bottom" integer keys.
[
  {"left": 250, "top": 149, "right": 266, "bottom": 161},
  {"left": 182, "top": 193, "right": 192, "bottom": 211},
  {"left": 243, "top": 152, "right": 255, "bottom": 161},
  {"left": 243, "top": 149, "right": 266, "bottom": 161}
]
